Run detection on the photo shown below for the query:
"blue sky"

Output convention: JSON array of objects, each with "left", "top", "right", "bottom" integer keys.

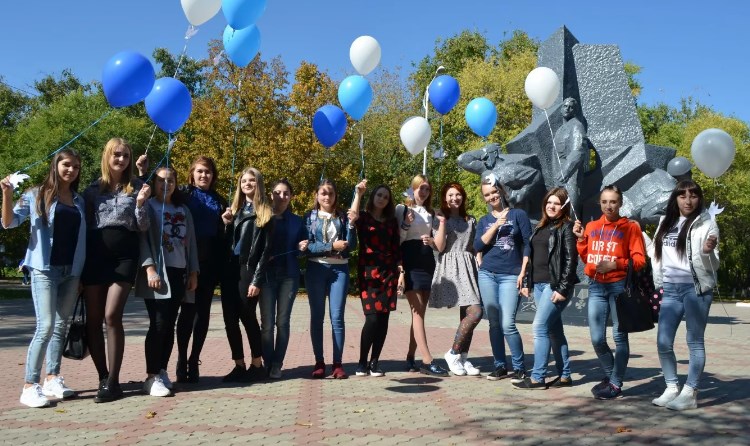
[{"left": 1, "top": 1, "right": 748, "bottom": 123}]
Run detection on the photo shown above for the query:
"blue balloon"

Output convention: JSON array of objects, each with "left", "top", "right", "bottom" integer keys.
[
  {"left": 222, "top": 0, "right": 267, "bottom": 30},
  {"left": 223, "top": 24, "right": 261, "bottom": 68},
  {"left": 145, "top": 78, "right": 193, "bottom": 133},
  {"left": 337, "top": 75, "right": 372, "bottom": 121},
  {"left": 101, "top": 51, "right": 155, "bottom": 108},
  {"left": 428, "top": 75, "right": 460, "bottom": 114},
  {"left": 313, "top": 105, "right": 347, "bottom": 148},
  {"left": 465, "top": 97, "right": 497, "bottom": 137}
]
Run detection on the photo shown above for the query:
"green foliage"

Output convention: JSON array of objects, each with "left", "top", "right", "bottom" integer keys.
[
  {"left": 33, "top": 69, "right": 90, "bottom": 106},
  {"left": 623, "top": 62, "right": 642, "bottom": 99},
  {"left": 153, "top": 48, "right": 209, "bottom": 97}
]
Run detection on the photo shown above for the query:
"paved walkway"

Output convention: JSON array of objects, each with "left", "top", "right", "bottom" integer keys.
[{"left": 0, "top": 290, "right": 747, "bottom": 445}]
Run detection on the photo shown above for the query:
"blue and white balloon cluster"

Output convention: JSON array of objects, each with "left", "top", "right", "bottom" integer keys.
[{"left": 313, "top": 36, "right": 382, "bottom": 148}]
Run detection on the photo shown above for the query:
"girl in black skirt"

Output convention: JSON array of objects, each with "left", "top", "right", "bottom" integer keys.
[{"left": 82, "top": 137, "right": 150, "bottom": 403}]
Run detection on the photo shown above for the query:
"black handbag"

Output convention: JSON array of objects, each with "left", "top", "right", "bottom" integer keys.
[
  {"left": 62, "top": 293, "right": 88, "bottom": 360},
  {"left": 615, "top": 259, "right": 655, "bottom": 333}
]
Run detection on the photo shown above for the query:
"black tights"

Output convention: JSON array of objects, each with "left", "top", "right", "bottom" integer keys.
[
  {"left": 452, "top": 305, "right": 482, "bottom": 354},
  {"left": 359, "top": 313, "right": 390, "bottom": 365},
  {"left": 176, "top": 266, "right": 217, "bottom": 366},
  {"left": 144, "top": 268, "right": 185, "bottom": 374},
  {"left": 85, "top": 282, "right": 131, "bottom": 383}
]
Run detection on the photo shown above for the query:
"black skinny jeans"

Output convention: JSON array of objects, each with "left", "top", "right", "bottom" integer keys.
[
  {"left": 221, "top": 256, "right": 262, "bottom": 361},
  {"left": 144, "top": 267, "right": 185, "bottom": 375},
  {"left": 176, "top": 261, "right": 218, "bottom": 364}
]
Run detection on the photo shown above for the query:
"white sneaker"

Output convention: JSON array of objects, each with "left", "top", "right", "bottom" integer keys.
[
  {"left": 20, "top": 384, "right": 50, "bottom": 408},
  {"left": 159, "top": 369, "right": 173, "bottom": 389},
  {"left": 460, "top": 354, "right": 481, "bottom": 376},
  {"left": 143, "top": 376, "right": 171, "bottom": 397},
  {"left": 42, "top": 375, "right": 75, "bottom": 399},
  {"left": 444, "top": 351, "right": 467, "bottom": 376},
  {"left": 666, "top": 385, "right": 698, "bottom": 411},
  {"left": 652, "top": 384, "right": 680, "bottom": 407}
]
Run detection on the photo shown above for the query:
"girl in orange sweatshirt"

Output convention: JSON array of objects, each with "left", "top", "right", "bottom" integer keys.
[{"left": 573, "top": 185, "right": 645, "bottom": 400}]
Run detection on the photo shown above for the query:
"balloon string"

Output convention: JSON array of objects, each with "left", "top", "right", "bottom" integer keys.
[
  {"left": 229, "top": 75, "right": 244, "bottom": 201},
  {"left": 17, "top": 109, "right": 113, "bottom": 173},
  {"left": 320, "top": 147, "right": 330, "bottom": 183},
  {"left": 144, "top": 26, "right": 195, "bottom": 156},
  {"left": 155, "top": 135, "right": 174, "bottom": 277},
  {"left": 359, "top": 132, "right": 365, "bottom": 180},
  {"left": 544, "top": 109, "right": 578, "bottom": 221},
  {"left": 144, "top": 136, "right": 178, "bottom": 183}
]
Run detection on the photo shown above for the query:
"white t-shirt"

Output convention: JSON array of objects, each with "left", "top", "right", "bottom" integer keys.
[
  {"left": 149, "top": 200, "right": 188, "bottom": 269},
  {"left": 309, "top": 210, "right": 347, "bottom": 265},
  {"left": 661, "top": 216, "right": 693, "bottom": 284},
  {"left": 396, "top": 204, "right": 433, "bottom": 243}
]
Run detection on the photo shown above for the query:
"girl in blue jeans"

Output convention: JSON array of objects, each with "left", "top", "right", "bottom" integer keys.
[
  {"left": 304, "top": 179, "right": 364, "bottom": 379},
  {"left": 2, "top": 149, "right": 86, "bottom": 408},
  {"left": 515, "top": 187, "right": 578, "bottom": 390},
  {"left": 649, "top": 180, "right": 718, "bottom": 410},
  {"left": 474, "top": 174, "right": 531, "bottom": 381}
]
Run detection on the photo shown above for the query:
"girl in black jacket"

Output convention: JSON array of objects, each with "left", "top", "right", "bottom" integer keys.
[
  {"left": 515, "top": 187, "right": 578, "bottom": 389},
  {"left": 220, "top": 167, "right": 273, "bottom": 382}
]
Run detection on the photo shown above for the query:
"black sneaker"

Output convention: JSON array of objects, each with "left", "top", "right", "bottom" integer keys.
[
  {"left": 405, "top": 357, "right": 418, "bottom": 373},
  {"left": 244, "top": 365, "right": 267, "bottom": 382},
  {"left": 510, "top": 370, "right": 528, "bottom": 384},
  {"left": 222, "top": 365, "right": 247, "bottom": 382},
  {"left": 512, "top": 377, "right": 547, "bottom": 390},
  {"left": 420, "top": 362, "right": 448, "bottom": 377},
  {"left": 486, "top": 367, "right": 509, "bottom": 381},
  {"left": 355, "top": 364, "right": 370, "bottom": 376},
  {"left": 368, "top": 360, "right": 384, "bottom": 377},
  {"left": 594, "top": 382, "right": 622, "bottom": 400},
  {"left": 590, "top": 378, "right": 610, "bottom": 396},
  {"left": 549, "top": 376, "right": 574, "bottom": 388}
]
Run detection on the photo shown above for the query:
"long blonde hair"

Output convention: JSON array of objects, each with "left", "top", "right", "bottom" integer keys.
[
  {"left": 99, "top": 137, "right": 134, "bottom": 194},
  {"left": 231, "top": 167, "right": 272, "bottom": 227}
]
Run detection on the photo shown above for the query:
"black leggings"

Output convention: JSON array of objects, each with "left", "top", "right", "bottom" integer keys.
[
  {"left": 221, "top": 256, "right": 262, "bottom": 361},
  {"left": 176, "top": 263, "right": 218, "bottom": 365},
  {"left": 359, "top": 313, "right": 390, "bottom": 365},
  {"left": 144, "top": 268, "right": 185, "bottom": 374},
  {"left": 452, "top": 305, "right": 482, "bottom": 354}
]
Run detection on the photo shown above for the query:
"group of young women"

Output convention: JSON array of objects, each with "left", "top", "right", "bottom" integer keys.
[{"left": 4, "top": 137, "right": 719, "bottom": 412}]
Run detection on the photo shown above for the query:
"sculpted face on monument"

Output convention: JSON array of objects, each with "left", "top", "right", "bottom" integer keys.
[{"left": 458, "top": 27, "right": 678, "bottom": 224}]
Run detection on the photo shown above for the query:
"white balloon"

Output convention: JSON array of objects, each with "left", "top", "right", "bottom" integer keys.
[
  {"left": 181, "top": 0, "right": 222, "bottom": 26},
  {"left": 524, "top": 67, "right": 560, "bottom": 110},
  {"left": 400, "top": 116, "right": 431, "bottom": 156},
  {"left": 350, "top": 36, "right": 381, "bottom": 76},
  {"left": 690, "top": 128, "right": 736, "bottom": 178}
]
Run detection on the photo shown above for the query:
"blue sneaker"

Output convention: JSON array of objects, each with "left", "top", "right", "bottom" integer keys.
[{"left": 420, "top": 362, "right": 448, "bottom": 377}]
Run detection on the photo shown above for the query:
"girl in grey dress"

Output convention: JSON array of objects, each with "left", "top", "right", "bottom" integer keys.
[{"left": 430, "top": 182, "right": 483, "bottom": 376}]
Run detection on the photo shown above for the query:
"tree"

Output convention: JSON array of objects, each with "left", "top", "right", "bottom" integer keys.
[
  {"left": 33, "top": 70, "right": 90, "bottom": 107},
  {"left": 153, "top": 48, "right": 209, "bottom": 98}
]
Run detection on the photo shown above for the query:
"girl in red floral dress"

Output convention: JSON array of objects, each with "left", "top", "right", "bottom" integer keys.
[{"left": 354, "top": 184, "right": 401, "bottom": 377}]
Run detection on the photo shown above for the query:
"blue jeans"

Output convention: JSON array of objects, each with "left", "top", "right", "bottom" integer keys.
[
  {"left": 478, "top": 270, "right": 525, "bottom": 371},
  {"left": 25, "top": 266, "right": 80, "bottom": 383},
  {"left": 658, "top": 282, "right": 712, "bottom": 390},
  {"left": 259, "top": 276, "right": 299, "bottom": 367},
  {"left": 306, "top": 261, "right": 348, "bottom": 363},
  {"left": 587, "top": 279, "right": 628, "bottom": 387},
  {"left": 531, "top": 283, "right": 571, "bottom": 382}
]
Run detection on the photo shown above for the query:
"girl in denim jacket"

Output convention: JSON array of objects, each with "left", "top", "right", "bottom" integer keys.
[
  {"left": 2, "top": 149, "right": 86, "bottom": 408},
  {"left": 303, "top": 179, "right": 364, "bottom": 379}
]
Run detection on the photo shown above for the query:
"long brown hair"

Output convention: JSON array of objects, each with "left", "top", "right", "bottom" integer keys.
[
  {"left": 365, "top": 185, "right": 395, "bottom": 220},
  {"left": 653, "top": 180, "right": 705, "bottom": 261},
  {"left": 439, "top": 182, "right": 468, "bottom": 221},
  {"left": 230, "top": 167, "right": 272, "bottom": 227},
  {"left": 537, "top": 187, "right": 571, "bottom": 229},
  {"left": 99, "top": 137, "right": 134, "bottom": 194},
  {"left": 36, "top": 149, "right": 81, "bottom": 225}
]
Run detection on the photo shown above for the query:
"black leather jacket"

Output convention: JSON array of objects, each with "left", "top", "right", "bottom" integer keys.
[
  {"left": 228, "top": 206, "right": 273, "bottom": 287},
  {"left": 525, "top": 221, "right": 578, "bottom": 298}
]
